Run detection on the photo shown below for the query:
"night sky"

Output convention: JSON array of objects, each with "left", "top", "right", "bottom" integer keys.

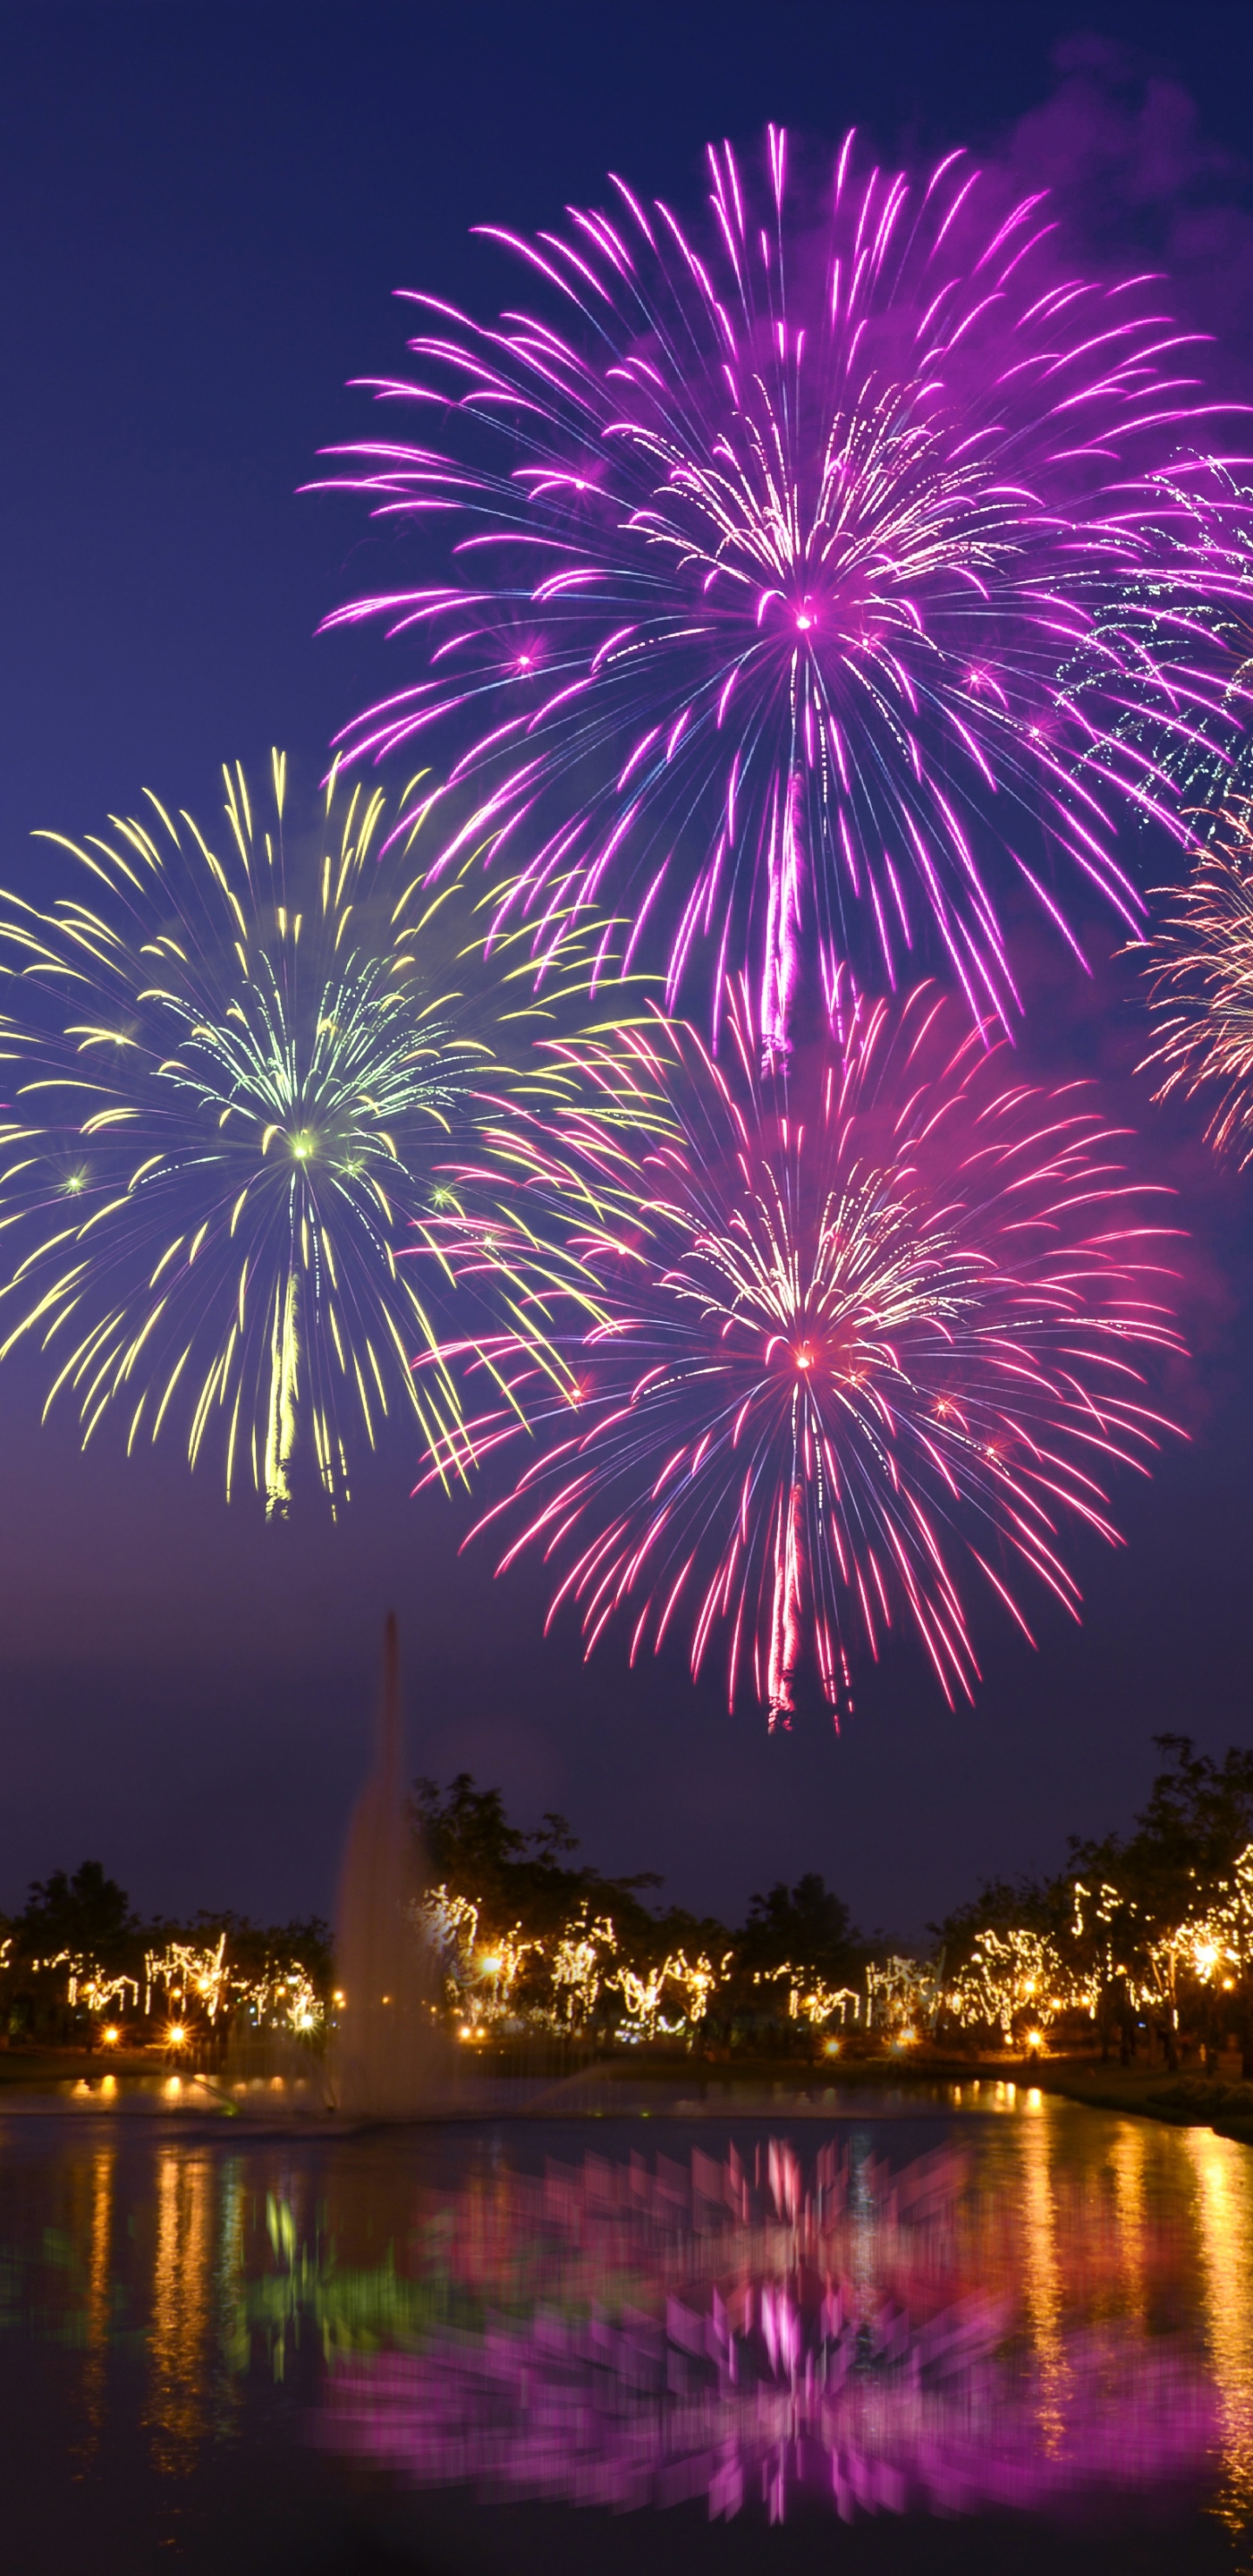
[{"left": 2, "top": 0, "right": 1252, "bottom": 1944}]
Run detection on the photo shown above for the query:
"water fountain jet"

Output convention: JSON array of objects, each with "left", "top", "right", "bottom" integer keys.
[{"left": 330, "top": 1612, "right": 446, "bottom": 2117}]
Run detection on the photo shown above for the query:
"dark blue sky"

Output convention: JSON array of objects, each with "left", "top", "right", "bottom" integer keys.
[{"left": 2, "top": 0, "right": 1252, "bottom": 1942}]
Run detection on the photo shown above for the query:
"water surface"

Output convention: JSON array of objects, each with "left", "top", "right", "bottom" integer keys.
[{"left": 3, "top": 2076, "right": 1251, "bottom": 2573}]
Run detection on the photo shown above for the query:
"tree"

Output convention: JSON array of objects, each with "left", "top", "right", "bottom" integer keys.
[
  {"left": 929, "top": 1875, "right": 1056, "bottom": 1973},
  {"left": 740, "top": 1875, "right": 861, "bottom": 1983},
  {"left": 18, "top": 1862, "right": 136, "bottom": 1965},
  {"left": 1126, "top": 1735, "right": 1253, "bottom": 1895},
  {"left": 411, "top": 1772, "right": 662, "bottom": 1942}
]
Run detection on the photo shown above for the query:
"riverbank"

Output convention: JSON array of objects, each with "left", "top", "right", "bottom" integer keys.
[
  {"left": 663, "top": 2047, "right": 1253, "bottom": 2150},
  {"left": 5, "top": 2039, "right": 1253, "bottom": 2150},
  {"left": 997, "top": 2056, "right": 1253, "bottom": 2147},
  {"left": 0, "top": 2043, "right": 180, "bottom": 2088}
]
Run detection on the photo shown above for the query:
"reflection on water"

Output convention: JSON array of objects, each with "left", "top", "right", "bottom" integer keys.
[
  {"left": 74, "top": 2139, "right": 113, "bottom": 2465},
  {"left": 324, "top": 2127, "right": 1212, "bottom": 2521},
  {"left": 147, "top": 2150, "right": 215, "bottom": 2472},
  {"left": 1019, "top": 2095, "right": 1069, "bottom": 2453},
  {"left": 1, "top": 2084, "right": 1252, "bottom": 2555},
  {"left": 1111, "top": 2114, "right": 1149, "bottom": 2334},
  {"left": 1189, "top": 2128, "right": 1253, "bottom": 2534}
]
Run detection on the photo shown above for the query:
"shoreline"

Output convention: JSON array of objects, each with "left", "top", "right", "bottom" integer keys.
[
  {"left": 6, "top": 2041, "right": 1253, "bottom": 2149},
  {"left": 1022, "top": 2056, "right": 1253, "bottom": 2147}
]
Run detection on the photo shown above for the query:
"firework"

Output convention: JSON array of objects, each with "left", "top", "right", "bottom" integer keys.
[
  {"left": 0, "top": 753, "right": 624, "bottom": 1514},
  {"left": 1066, "top": 462, "right": 1253, "bottom": 832},
  {"left": 1136, "top": 805, "right": 1253, "bottom": 1164},
  {"left": 425, "top": 981, "right": 1183, "bottom": 1724},
  {"left": 317, "top": 126, "right": 1247, "bottom": 1046}
]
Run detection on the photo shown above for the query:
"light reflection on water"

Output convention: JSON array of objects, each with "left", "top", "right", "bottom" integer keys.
[
  {"left": 1188, "top": 2125, "right": 1253, "bottom": 2534},
  {"left": 2, "top": 2083, "right": 1253, "bottom": 2563}
]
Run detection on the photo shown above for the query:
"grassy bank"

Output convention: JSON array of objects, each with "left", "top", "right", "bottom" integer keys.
[
  {"left": 1015, "top": 2056, "right": 1253, "bottom": 2147},
  {"left": 0, "top": 2043, "right": 157, "bottom": 2086}
]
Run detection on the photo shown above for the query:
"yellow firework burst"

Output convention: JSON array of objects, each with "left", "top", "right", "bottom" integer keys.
[{"left": 0, "top": 750, "right": 629, "bottom": 1513}]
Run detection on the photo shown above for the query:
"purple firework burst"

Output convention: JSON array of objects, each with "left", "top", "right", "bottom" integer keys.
[
  {"left": 317, "top": 127, "right": 1248, "bottom": 1047},
  {"left": 419, "top": 981, "right": 1185, "bottom": 1727}
]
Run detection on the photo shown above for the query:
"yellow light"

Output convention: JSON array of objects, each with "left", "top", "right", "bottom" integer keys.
[
  {"left": 101, "top": 2025, "right": 120, "bottom": 2048},
  {"left": 333, "top": 1989, "right": 345, "bottom": 2006},
  {"left": 168, "top": 2023, "right": 187, "bottom": 2048},
  {"left": 164, "top": 2075, "right": 182, "bottom": 2099},
  {"left": 823, "top": 2036, "right": 841, "bottom": 2057},
  {"left": 459, "top": 2024, "right": 472, "bottom": 2040},
  {"left": 100, "top": 2073, "right": 117, "bottom": 2098},
  {"left": 1026, "top": 2029, "right": 1043, "bottom": 2051},
  {"left": 482, "top": 1955, "right": 502, "bottom": 1974}
]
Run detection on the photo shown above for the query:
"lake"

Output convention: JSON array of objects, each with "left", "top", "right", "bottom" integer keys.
[{"left": 2, "top": 2071, "right": 1250, "bottom": 2573}]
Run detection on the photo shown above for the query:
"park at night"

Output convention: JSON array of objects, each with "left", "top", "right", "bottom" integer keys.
[{"left": 4, "top": 4, "right": 1253, "bottom": 2570}]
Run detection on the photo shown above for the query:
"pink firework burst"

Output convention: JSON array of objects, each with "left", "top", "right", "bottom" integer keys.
[
  {"left": 317, "top": 126, "right": 1248, "bottom": 1049},
  {"left": 419, "top": 982, "right": 1185, "bottom": 1726}
]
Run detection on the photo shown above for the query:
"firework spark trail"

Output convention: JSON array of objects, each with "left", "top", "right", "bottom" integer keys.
[
  {"left": 1066, "top": 463, "right": 1253, "bottom": 833},
  {"left": 0, "top": 754, "right": 632, "bottom": 1514},
  {"left": 317, "top": 126, "right": 1250, "bottom": 1047},
  {"left": 419, "top": 980, "right": 1185, "bottom": 1725},
  {"left": 1137, "top": 802, "right": 1253, "bottom": 1166}
]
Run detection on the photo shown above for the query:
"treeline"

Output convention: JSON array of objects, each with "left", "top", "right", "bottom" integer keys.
[
  {"left": 928, "top": 1734, "right": 1253, "bottom": 2069},
  {"left": 412, "top": 1770, "right": 865, "bottom": 2051},
  {"left": 0, "top": 1861, "right": 331, "bottom": 2049},
  {"left": 413, "top": 1739, "right": 1253, "bottom": 2067},
  {"left": 5, "top": 1733, "right": 1253, "bottom": 2067}
]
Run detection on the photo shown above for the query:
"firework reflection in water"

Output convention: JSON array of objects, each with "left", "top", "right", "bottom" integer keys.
[{"left": 322, "top": 2132, "right": 1213, "bottom": 2524}]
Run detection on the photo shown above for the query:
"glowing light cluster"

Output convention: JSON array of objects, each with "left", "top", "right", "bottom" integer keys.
[
  {"left": 14, "top": 1925, "right": 329, "bottom": 2046},
  {"left": 930, "top": 1845, "right": 1253, "bottom": 2050},
  {"left": 944, "top": 1928, "right": 1075, "bottom": 2046},
  {"left": 427, "top": 979, "right": 1184, "bottom": 1724},
  {"left": 1122, "top": 1846, "right": 1253, "bottom": 2023},
  {"left": 143, "top": 1935, "right": 325, "bottom": 2039},
  {"left": 144, "top": 1935, "right": 231, "bottom": 2023},
  {"left": 320, "top": 127, "right": 1245, "bottom": 1043},
  {"left": 28, "top": 1949, "right": 139, "bottom": 2021},
  {"left": 865, "top": 1954, "right": 946, "bottom": 2039},
  {"left": 417, "top": 1880, "right": 729, "bottom": 2043}
]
